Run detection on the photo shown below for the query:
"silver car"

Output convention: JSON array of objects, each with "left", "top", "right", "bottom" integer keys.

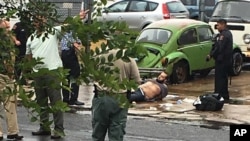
[{"left": 97, "top": 0, "right": 190, "bottom": 31}]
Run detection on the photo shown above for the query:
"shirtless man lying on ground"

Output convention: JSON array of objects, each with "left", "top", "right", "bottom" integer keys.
[{"left": 129, "top": 72, "right": 168, "bottom": 102}]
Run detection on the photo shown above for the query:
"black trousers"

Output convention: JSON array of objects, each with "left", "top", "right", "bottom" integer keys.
[
  {"left": 61, "top": 48, "right": 80, "bottom": 103},
  {"left": 214, "top": 61, "right": 230, "bottom": 100},
  {"left": 14, "top": 45, "right": 26, "bottom": 80}
]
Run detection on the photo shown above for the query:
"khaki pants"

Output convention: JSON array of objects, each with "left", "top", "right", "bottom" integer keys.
[{"left": 0, "top": 74, "right": 19, "bottom": 136}]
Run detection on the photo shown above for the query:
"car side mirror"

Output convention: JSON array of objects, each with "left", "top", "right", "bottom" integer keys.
[{"left": 103, "top": 7, "right": 109, "bottom": 13}]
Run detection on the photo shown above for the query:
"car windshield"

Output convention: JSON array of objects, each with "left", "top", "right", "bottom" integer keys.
[
  {"left": 210, "top": 1, "right": 250, "bottom": 23},
  {"left": 136, "top": 29, "right": 171, "bottom": 44}
]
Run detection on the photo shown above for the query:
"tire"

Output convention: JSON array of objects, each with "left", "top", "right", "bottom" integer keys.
[
  {"left": 171, "top": 61, "right": 189, "bottom": 84},
  {"left": 230, "top": 52, "right": 243, "bottom": 76}
]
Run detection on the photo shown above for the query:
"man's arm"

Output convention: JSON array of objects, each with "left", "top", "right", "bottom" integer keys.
[{"left": 129, "top": 58, "right": 141, "bottom": 84}]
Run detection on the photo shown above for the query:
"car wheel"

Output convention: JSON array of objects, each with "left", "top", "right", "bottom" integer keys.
[
  {"left": 230, "top": 52, "right": 243, "bottom": 76},
  {"left": 171, "top": 61, "right": 189, "bottom": 84}
]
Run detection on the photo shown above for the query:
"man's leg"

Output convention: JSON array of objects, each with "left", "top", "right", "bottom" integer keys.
[
  {"left": 68, "top": 59, "right": 83, "bottom": 105},
  {"left": 62, "top": 50, "right": 71, "bottom": 104},
  {"left": 33, "top": 76, "right": 50, "bottom": 131},
  {"left": 108, "top": 107, "right": 128, "bottom": 141},
  {"left": 5, "top": 95, "right": 19, "bottom": 135},
  {"left": 69, "top": 79, "right": 80, "bottom": 103},
  {"left": 62, "top": 76, "right": 70, "bottom": 104},
  {"left": 92, "top": 97, "right": 109, "bottom": 141},
  {"left": 46, "top": 74, "right": 64, "bottom": 136},
  {"left": 220, "top": 64, "right": 229, "bottom": 100}
]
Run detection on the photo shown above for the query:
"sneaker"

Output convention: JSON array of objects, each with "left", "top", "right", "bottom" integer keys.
[{"left": 7, "top": 134, "right": 23, "bottom": 140}]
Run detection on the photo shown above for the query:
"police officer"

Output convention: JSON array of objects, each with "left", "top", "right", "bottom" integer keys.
[
  {"left": 12, "top": 21, "right": 29, "bottom": 81},
  {"left": 207, "top": 19, "right": 233, "bottom": 103}
]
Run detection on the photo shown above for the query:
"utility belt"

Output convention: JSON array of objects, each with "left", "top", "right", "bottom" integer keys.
[{"left": 93, "top": 84, "right": 131, "bottom": 100}]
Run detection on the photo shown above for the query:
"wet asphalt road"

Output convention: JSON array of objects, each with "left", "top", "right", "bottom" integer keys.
[
  {"left": 6, "top": 106, "right": 229, "bottom": 141},
  {"left": 3, "top": 64, "right": 250, "bottom": 141},
  {"left": 168, "top": 63, "right": 250, "bottom": 105}
]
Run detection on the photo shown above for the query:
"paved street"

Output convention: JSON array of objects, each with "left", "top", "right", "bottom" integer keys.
[
  {"left": 2, "top": 67, "right": 250, "bottom": 140},
  {"left": 0, "top": 106, "right": 230, "bottom": 141}
]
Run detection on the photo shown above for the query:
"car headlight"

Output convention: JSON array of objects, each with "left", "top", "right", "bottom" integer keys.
[
  {"left": 243, "top": 34, "right": 250, "bottom": 44},
  {"left": 161, "top": 58, "right": 168, "bottom": 67}
]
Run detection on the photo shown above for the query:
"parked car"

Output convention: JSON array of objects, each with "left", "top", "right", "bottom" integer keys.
[
  {"left": 180, "top": 0, "right": 218, "bottom": 22},
  {"left": 135, "top": 19, "right": 243, "bottom": 84},
  {"left": 97, "top": 0, "right": 189, "bottom": 31},
  {"left": 209, "top": 0, "right": 250, "bottom": 61}
]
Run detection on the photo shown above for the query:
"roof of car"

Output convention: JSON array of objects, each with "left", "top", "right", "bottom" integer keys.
[{"left": 145, "top": 19, "right": 208, "bottom": 30}]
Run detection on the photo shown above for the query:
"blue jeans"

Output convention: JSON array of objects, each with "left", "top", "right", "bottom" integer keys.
[{"left": 129, "top": 88, "right": 146, "bottom": 102}]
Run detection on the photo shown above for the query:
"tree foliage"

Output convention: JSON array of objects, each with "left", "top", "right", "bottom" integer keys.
[{"left": 0, "top": 0, "right": 147, "bottom": 128}]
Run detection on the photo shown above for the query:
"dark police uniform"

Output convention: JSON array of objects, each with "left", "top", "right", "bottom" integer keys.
[
  {"left": 210, "top": 28, "right": 233, "bottom": 101},
  {"left": 12, "top": 22, "right": 28, "bottom": 80}
]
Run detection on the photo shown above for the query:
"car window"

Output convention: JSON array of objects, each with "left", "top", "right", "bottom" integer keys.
[
  {"left": 212, "top": 1, "right": 250, "bottom": 22},
  {"left": 148, "top": 2, "right": 158, "bottom": 11},
  {"left": 137, "top": 29, "right": 171, "bottom": 44},
  {"left": 108, "top": 1, "right": 129, "bottom": 12},
  {"left": 180, "top": 0, "right": 197, "bottom": 6},
  {"left": 197, "top": 27, "right": 213, "bottom": 42},
  {"left": 167, "top": 1, "right": 187, "bottom": 13},
  {"left": 205, "top": 0, "right": 215, "bottom": 6},
  {"left": 178, "top": 28, "right": 198, "bottom": 45},
  {"left": 129, "top": 1, "right": 147, "bottom": 12}
]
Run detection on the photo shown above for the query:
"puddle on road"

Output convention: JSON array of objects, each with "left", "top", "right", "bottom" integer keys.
[{"left": 199, "top": 124, "right": 229, "bottom": 130}]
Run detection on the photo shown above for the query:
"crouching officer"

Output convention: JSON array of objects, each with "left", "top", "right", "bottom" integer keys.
[
  {"left": 206, "top": 19, "right": 233, "bottom": 103},
  {"left": 91, "top": 49, "right": 141, "bottom": 141}
]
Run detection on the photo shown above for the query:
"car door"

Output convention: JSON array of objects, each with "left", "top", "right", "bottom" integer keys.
[
  {"left": 197, "top": 26, "right": 214, "bottom": 68},
  {"left": 124, "top": 0, "right": 148, "bottom": 30},
  {"left": 100, "top": 0, "right": 130, "bottom": 23},
  {"left": 178, "top": 28, "right": 204, "bottom": 70}
]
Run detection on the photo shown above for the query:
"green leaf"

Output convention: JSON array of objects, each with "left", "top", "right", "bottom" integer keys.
[{"left": 116, "top": 49, "right": 123, "bottom": 59}]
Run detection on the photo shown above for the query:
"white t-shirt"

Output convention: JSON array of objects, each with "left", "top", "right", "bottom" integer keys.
[{"left": 26, "top": 26, "right": 63, "bottom": 72}]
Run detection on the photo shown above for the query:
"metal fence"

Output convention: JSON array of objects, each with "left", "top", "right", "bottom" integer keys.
[
  {"left": 46, "top": 0, "right": 88, "bottom": 22},
  {"left": 14, "top": 0, "right": 89, "bottom": 22}
]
